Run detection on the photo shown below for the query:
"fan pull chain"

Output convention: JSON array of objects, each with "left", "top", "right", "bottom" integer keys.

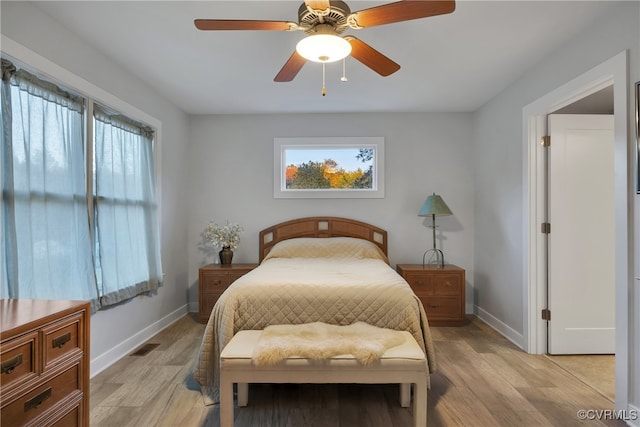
[
  {"left": 322, "top": 63, "right": 326, "bottom": 96},
  {"left": 341, "top": 58, "right": 348, "bottom": 82}
]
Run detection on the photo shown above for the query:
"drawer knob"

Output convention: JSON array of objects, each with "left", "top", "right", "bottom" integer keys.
[
  {"left": 429, "top": 303, "right": 440, "bottom": 308},
  {"left": 52, "top": 332, "right": 71, "bottom": 349},
  {"left": 24, "top": 387, "right": 51, "bottom": 411},
  {"left": 1, "top": 353, "right": 23, "bottom": 374},
  {"left": 416, "top": 280, "right": 424, "bottom": 286}
]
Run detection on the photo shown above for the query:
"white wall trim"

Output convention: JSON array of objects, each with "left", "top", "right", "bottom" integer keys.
[
  {"left": 522, "top": 50, "right": 629, "bottom": 413},
  {"left": 90, "top": 304, "right": 189, "bottom": 378},
  {"left": 474, "top": 305, "right": 525, "bottom": 350}
]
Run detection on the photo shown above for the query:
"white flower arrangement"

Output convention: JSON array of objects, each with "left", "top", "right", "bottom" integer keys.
[{"left": 203, "top": 220, "right": 243, "bottom": 250}]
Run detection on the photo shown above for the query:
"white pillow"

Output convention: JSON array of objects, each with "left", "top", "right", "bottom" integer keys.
[{"left": 263, "top": 237, "right": 387, "bottom": 262}]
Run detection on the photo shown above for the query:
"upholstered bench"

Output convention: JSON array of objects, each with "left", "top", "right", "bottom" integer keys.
[{"left": 219, "top": 329, "right": 427, "bottom": 427}]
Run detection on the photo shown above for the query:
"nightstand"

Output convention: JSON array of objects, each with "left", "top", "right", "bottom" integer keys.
[
  {"left": 199, "top": 264, "right": 257, "bottom": 323},
  {"left": 396, "top": 264, "right": 466, "bottom": 326}
]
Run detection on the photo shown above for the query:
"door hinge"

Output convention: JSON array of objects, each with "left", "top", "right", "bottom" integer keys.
[
  {"left": 541, "top": 308, "right": 551, "bottom": 321},
  {"left": 541, "top": 222, "right": 551, "bottom": 234},
  {"left": 541, "top": 135, "right": 551, "bottom": 147}
]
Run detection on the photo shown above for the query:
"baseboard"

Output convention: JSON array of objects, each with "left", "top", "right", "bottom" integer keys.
[
  {"left": 188, "top": 300, "right": 199, "bottom": 314},
  {"left": 90, "top": 304, "right": 189, "bottom": 378},
  {"left": 466, "top": 302, "right": 474, "bottom": 315},
  {"left": 474, "top": 305, "right": 525, "bottom": 349},
  {"left": 626, "top": 403, "right": 640, "bottom": 426}
]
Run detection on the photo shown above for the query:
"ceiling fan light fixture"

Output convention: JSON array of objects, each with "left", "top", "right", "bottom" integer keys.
[{"left": 296, "top": 34, "right": 352, "bottom": 63}]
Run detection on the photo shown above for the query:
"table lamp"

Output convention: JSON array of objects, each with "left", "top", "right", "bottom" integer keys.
[{"left": 418, "top": 193, "right": 452, "bottom": 268}]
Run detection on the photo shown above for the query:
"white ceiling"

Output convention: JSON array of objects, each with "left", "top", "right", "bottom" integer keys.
[{"left": 31, "top": 1, "right": 617, "bottom": 115}]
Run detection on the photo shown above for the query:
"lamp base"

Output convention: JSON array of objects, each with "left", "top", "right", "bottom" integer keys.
[{"left": 422, "top": 249, "right": 445, "bottom": 269}]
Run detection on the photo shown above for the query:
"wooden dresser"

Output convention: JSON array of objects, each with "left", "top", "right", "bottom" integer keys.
[
  {"left": 199, "top": 264, "right": 257, "bottom": 323},
  {"left": 0, "top": 299, "right": 90, "bottom": 427},
  {"left": 396, "top": 264, "right": 466, "bottom": 326}
]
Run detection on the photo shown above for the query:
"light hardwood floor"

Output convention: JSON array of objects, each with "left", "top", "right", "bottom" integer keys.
[
  {"left": 90, "top": 314, "right": 625, "bottom": 426},
  {"left": 545, "top": 354, "right": 615, "bottom": 402}
]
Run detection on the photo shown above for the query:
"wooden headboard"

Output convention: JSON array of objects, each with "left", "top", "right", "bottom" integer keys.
[{"left": 259, "top": 217, "right": 388, "bottom": 262}]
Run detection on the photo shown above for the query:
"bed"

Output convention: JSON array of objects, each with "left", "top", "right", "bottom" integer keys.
[{"left": 192, "top": 217, "right": 436, "bottom": 404}]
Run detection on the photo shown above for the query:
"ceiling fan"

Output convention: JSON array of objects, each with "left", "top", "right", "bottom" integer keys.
[{"left": 194, "top": 0, "right": 456, "bottom": 83}]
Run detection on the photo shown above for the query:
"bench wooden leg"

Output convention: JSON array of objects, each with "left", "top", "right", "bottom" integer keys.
[
  {"left": 400, "top": 383, "right": 411, "bottom": 407},
  {"left": 220, "top": 371, "right": 234, "bottom": 427},
  {"left": 413, "top": 379, "right": 427, "bottom": 427},
  {"left": 237, "top": 383, "right": 248, "bottom": 407}
]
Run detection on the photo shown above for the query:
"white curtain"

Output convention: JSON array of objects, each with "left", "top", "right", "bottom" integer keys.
[
  {"left": 1, "top": 60, "right": 99, "bottom": 309},
  {"left": 93, "top": 105, "right": 162, "bottom": 306}
]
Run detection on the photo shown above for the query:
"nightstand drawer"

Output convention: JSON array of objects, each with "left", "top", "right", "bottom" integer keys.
[
  {"left": 432, "top": 274, "right": 461, "bottom": 295},
  {"left": 201, "top": 291, "right": 225, "bottom": 312},
  {"left": 201, "top": 272, "right": 231, "bottom": 289},
  {"left": 199, "top": 264, "right": 258, "bottom": 323},
  {"left": 420, "top": 296, "right": 462, "bottom": 320},
  {"left": 403, "top": 273, "right": 432, "bottom": 293},
  {"left": 397, "top": 264, "right": 466, "bottom": 326}
]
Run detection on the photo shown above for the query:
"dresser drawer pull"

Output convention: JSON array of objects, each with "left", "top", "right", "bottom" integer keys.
[
  {"left": 52, "top": 332, "right": 71, "bottom": 349},
  {"left": 428, "top": 303, "right": 440, "bottom": 308},
  {"left": 1, "top": 353, "right": 23, "bottom": 374},
  {"left": 213, "top": 280, "right": 222, "bottom": 286},
  {"left": 24, "top": 387, "right": 51, "bottom": 411}
]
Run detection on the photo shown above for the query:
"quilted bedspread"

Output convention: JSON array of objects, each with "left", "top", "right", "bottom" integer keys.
[{"left": 192, "top": 256, "right": 437, "bottom": 404}]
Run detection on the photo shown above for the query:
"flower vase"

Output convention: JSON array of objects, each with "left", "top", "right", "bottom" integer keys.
[{"left": 219, "top": 246, "right": 233, "bottom": 265}]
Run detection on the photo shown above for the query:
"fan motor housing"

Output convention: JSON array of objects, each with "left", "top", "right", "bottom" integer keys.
[{"left": 298, "top": 1, "right": 351, "bottom": 34}]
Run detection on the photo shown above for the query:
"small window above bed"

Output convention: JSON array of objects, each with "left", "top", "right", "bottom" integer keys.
[{"left": 273, "top": 137, "right": 385, "bottom": 199}]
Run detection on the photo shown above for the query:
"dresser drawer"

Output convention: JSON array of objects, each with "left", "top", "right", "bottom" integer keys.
[
  {"left": 1, "top": 361, "right": 82, "bottom": 426},
  {"left": 50, "top": 394, "right": 83, "bottom": 427},
  {"left": 1, "top": 332, "right": 38, "bottom": 394},
  {"left": 42, "top": 313, "right": 84, "bottom": 371},
  {"left": 1, "top": 299, "right": 90, "bottom": 427}
]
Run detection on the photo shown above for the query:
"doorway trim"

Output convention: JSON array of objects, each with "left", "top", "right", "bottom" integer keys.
[{"left": 522, "top": 50, "right": 629, "bottom": 411}]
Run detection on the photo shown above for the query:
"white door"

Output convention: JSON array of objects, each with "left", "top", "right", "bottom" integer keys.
[{"left": 547, "top": 114, "right": 615, "bottom": 354}]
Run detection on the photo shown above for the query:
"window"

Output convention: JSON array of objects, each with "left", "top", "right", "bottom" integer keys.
[
  {"left": 1, "top": 58, "right": 162, "bottom": 311},
  {"left": 273, "top": 137, "right": 385, "bottom": 198}
]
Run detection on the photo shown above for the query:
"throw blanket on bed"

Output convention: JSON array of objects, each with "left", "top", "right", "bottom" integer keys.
[
  {"left": 192, "top": 257, "right": 437, "bottom": 405},
  {"left": 252, "top": 321, "right": 406, "bottom": 366}
]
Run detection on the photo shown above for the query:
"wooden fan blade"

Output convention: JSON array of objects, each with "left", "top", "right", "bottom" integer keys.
[
  {"left": 274, "top": 51, "right": 307, "bottom": 82},
  {"left": 344, "top": 36, "right": 400, "bottom": 77},
  {"left": 304, "top": 0, "right": 331, "bottom": 12},
  {"left": 350, "top": 0, "right": 455, "bottom": 28},
  {"left": 194, "top": 19, "right": 293, "bottom": 31}
]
